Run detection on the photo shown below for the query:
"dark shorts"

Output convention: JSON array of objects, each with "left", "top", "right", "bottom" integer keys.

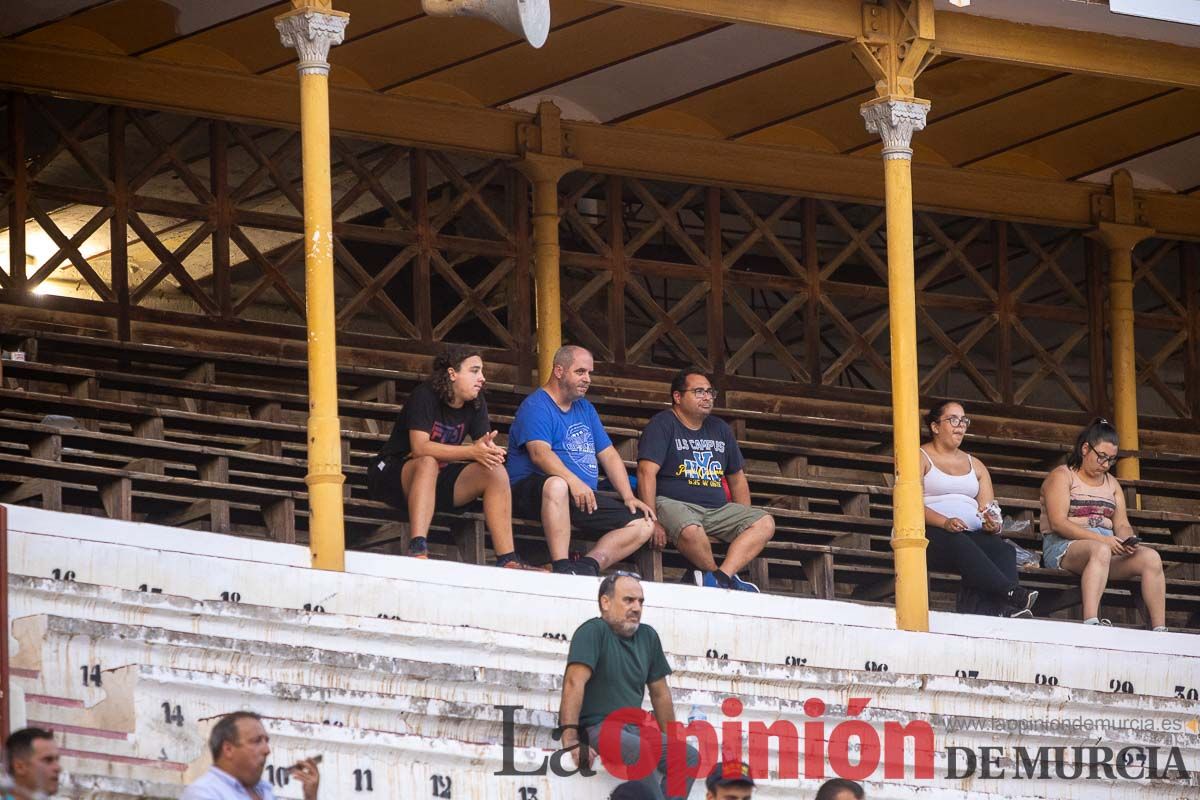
[
  {"left": 368, "top": 456, "right": 471, "bottom": 513},
  {"left": 511, "top": 474, "right": 643, "bottom": 535}
]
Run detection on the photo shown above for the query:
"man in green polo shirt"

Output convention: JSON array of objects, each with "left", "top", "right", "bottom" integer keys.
[{"left": 558, "top": 573, "right": 698, "bottom": 800}]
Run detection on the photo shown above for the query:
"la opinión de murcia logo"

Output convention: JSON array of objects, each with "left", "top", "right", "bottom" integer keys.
[{"left": 494, "top": 698, "right": 1193, "bottom": 791}]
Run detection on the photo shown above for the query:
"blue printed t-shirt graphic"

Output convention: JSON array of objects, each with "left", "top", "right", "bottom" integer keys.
[
  {"left": 638, "top": 409, "right": 744, "bottom": 508},
  {"left": 506, "top": 389, "right": 612, "bottom": 488}
]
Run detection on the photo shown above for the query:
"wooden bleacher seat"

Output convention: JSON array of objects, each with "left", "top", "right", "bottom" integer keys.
[{"left": 3, "top": 330, "right": 1199, "bottom": 630}]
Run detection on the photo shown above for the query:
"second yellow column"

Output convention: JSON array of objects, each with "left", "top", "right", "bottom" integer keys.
[{"left": 862, "top": 96, "right": 932, "bottom": 631}]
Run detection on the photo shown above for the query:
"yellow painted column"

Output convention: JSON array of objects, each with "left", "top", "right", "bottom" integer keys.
[
  {"left": 862, "top": 96, "right": 931, "bottom": 632},
  {"left": 515, "top": 151, "right": 580, "bottom": 383},
  {"left": 276, "top": 2, "right": 349, "bottom": 570},
  {"left": 1092, "top": 221, "right": 1154, "bottom": 486}
]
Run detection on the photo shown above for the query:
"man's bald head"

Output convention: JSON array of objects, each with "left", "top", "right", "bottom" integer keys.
[
  {"left": 552, "top": 345, "right": 589, "bottom": 372},
  {"left": 548, "top": 345, "right": 593, "bottom": 401}
]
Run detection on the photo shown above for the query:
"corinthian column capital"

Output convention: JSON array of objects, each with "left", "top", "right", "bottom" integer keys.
[
  {"left": 860, "top": 97, "right": 931, "bottom": 161},
  {"left": 275, "top": 8, "right": 349, "bottom": 76}
]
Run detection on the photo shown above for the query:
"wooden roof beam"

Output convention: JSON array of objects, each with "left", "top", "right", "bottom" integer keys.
[
  {"left": 2, "top": 40, "right": 1200, "bottom": 239},
  {"left": 611, "top": 0, "right": 1200, "bottom": 90}
]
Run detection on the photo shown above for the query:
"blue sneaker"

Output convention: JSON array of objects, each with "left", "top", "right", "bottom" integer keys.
[
  {"left": 728, "top": 574, "right": 760, "bottom": 593},
  {"left": 694, "top": 571, "right": 720, "bottom": 588}
]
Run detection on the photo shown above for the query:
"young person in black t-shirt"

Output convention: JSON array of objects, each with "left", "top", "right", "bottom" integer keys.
[
  {"left": 636, "top": 368, "right": 775, "bottom": 592},
  {"left": 368, "top": 345, "right": 525, "bottom": 567}
]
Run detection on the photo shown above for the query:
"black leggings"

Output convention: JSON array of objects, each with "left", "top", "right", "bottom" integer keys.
[{"left": 926, "top": 528, "right": 1018, "bottom": 613}]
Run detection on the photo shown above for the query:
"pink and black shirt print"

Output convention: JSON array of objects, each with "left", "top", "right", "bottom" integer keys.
[
  {"left": 429, "top": 419, "right": 467, "bottom": 447},
  {"left": 1066, "top": 470, "right": 1119, "bottom": 530}
]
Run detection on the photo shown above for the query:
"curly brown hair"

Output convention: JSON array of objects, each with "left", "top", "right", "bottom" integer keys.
[{"left": 429, "top": 345, "right": 484, "bottom": 409}]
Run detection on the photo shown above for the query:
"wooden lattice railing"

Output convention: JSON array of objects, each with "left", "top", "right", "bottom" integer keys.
[{"left": 1, "top": 90, "right": 1197, "bottom": 430}]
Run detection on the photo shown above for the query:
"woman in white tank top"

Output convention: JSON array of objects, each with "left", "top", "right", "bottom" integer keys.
[{"left": 921, "top": 401, "right": 1037, "bottom": 618}]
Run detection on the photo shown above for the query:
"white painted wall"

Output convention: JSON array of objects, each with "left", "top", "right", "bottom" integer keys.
[{"left": 5, "top": 506, "right": 1199, "bottom": 799}]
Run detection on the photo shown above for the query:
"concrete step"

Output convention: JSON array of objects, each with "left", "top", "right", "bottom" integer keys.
[
  {"left": 10, "top": 519, "right": 1199, "bottom": 699},
  {"left": 12, "top": 611, "right": 1200, "bottom": 799},
  {"left": 13, "top": 577, "right": 1199, "bottom": 746},
  {"left": 8, "top": 506, "right": 1200, "bottom": 799},
  {"left": 26, "top": 661, "right": 555, "bottom": 761}
]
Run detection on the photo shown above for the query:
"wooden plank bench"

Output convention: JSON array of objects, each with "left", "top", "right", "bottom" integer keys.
[
  {"left": 9, "top": 345, "right": 1198, "bottom": 509},
  {"left": 0, "top": 452, "right": 296, "bottom": 541},
  {"left": 5, "top": 340, "right": 1200, "bottom": 626}
]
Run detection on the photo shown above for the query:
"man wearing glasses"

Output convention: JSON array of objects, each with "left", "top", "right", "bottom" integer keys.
[
  {"left": 637, "top": 369, "right": 774, "bottom": 592},
  {"left": 559, "top": 572, "right": 698, "bottom": 800}
]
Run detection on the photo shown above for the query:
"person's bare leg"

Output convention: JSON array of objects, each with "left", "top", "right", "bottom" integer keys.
[
  {"left": 718, "top": 515, "right": 774, "bottom": 577},
  {"left": 400, "top": 456, "right": 439, "bottom": 541},
  {"left": 540, "top": 476, "right": 572, "bottom": 561},
  {"left": 587, "top": 518, "right": 654, "bottom": 570},
  {"left": 674, "top": 524, "right": 719, "bottom": 572},
  {"left": 1109, "top": 547, "right": 1166, "bottom": 629},
  {"left": 453, "top": 463, "right": 515, "bottom": 556},
  {"left": 1060, "top": 540, "right": 1111, "bottom": 621}
]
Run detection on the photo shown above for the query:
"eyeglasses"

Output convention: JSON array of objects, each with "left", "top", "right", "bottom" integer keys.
[
  {"left": 687, "top": 388, "right": 717, "bottom": 398},
  {"left": 938, "top": 415, "right": 971, "bottom": 428},
  {"left": 1089, "top": 448, "right": 1120, "bottom": 467},
  {"left": 611, "top": 570, "right": 642, "bottom": 580}
]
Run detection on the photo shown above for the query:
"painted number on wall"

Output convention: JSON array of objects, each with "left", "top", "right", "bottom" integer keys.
[
  {"left": 430, "top": 775, "right": 450, "bottom": 798},
  {"left": 267, "top": 765, "right": 291, "bottom": 788},
  {"left": 354, "top": 769, "right": 374, "bottom": 792},
  {"left": 161, "top": 703, "right": 183, "bottom": 726},
  {"left": 81, "top": 664, "right": 102, "bottom": 687}
]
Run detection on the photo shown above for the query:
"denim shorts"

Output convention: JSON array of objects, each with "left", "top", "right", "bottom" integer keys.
[{"left": 1042, "top": 526, "right": 1111, "bottom": 570}]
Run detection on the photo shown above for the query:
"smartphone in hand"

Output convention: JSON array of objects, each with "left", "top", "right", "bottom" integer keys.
[{"left": 1120, "top": 536, "right": 1141, "bottom": 548}]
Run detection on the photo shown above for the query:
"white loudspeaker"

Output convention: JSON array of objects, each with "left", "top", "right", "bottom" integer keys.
[{"left": 421, "top": 0, "right": 550, "bottom": 48}]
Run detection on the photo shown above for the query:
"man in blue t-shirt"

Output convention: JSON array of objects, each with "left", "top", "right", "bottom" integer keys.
[
  {"left": 507, "top": 346, "right": 655, "bottom": 575},
  {"left": 636, "top": 368, "right": 775, "bottom": 592}
]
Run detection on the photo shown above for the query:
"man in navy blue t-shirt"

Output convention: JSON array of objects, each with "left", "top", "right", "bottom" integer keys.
[
  {"left": 507, "top": 346, "right": 655, "bottom": 575},
  {"left": 636, "top": 368, "right": 775, "bottom": 592}
]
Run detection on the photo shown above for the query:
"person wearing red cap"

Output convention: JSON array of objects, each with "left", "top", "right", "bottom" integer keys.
[{"left": 705, "top": 762, "right": 755, "bottom": 800}]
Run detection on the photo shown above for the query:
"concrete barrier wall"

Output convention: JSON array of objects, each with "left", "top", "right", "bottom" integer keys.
[{"left": 6, "top": 506, "right": 1199, "bottom": 799}]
